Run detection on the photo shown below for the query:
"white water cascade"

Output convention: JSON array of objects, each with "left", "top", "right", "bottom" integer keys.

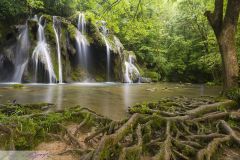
[
  {"left": 124, "top": 55, "right": 140, "bottom": 83},
  {"left": 99, "top": 22, "right": 111, "bottom": 81},
  {"left": 12, "top": 24, "right": 30, "bottom": 82},
  {"left": 78, "top": 13, "right": 86, "bottom": 33},
  {"left": 103, "top": 36, "right": 111, "bottom": 81},
  {"left": 75, "top": 13, "right": 90, "bottom": 77},
  {"left": 53, "top": 16, "right": 63, "bottom": 83},
  {"left": 32, "top": 16, "right": 56, "bottom": 83}
]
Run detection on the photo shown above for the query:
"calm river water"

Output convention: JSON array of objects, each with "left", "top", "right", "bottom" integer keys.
[{"left": 0, "top": 83, "right": 221, "bottom": 120}]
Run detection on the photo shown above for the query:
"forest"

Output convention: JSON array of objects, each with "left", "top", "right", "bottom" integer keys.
[
  {"left": 0, "top": 0, "right": 231, "bottom": 83},
  {"left": 0, "top": 0, "right": 240, "bottom": 159}
]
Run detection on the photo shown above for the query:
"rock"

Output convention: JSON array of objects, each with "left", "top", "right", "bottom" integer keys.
[
  {"left": 41, "top": 106, "right": 50, "bottom": 110},
  {"left": 0, "top": 14, "right": 142, "bottom": 83},
  {"left": 146, "top": 88, "right": 157, "bottom": 92},
  {"left": 139, "top": 77, "right": 151, "bottom": 83}
]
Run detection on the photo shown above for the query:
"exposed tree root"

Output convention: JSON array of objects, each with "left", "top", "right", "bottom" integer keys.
[
  {"left": 92, "top": 113, "right": 142, "bottom": 160},
  {"left": 219, "top": 120, "right": 240, "bottom": 145},
  {"left": 196, "top": 136, "right": 231, "bottom": 160},
  {"left": 119, "top": 124, "right": 143, "bottom": 160},
  {"left": 75, "top": 97, "right": 239, "bottom": 160},
  {"left": 74, "top": 113, "right": 90, "bottom": 136},
  {"left": 154, "top": 121, "right": 172, "bottom": 160},
  {"left": 58, "top": 123, "right": 86, "bottom": 149},
  {"left": 1, "top": 97, "right": 239, "bottom": 160}
]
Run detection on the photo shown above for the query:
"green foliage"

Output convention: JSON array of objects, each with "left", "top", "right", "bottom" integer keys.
[
  {"left": 0, "top": 104, "right": 88, "bottom": 150},
  {"left": 27, "top": 0, "right": 44, "bottom": 10},
  {"left": 225, "top": 88, "right": 240, "bottom": 104},
  {"left": 0, "top": 0, "right": 236, "bottom": 83},
  {"left": 144, "top": 71, "right": 159, "bottom": 82},
  {"left": 76, "top": 0, "right": 219, "bottom": 83},
  {"left": 0, "top": 0, "right": 26, "bottom": 21},
  {"left": 129, "top": 103, "right": 151, "bottom": 114}
]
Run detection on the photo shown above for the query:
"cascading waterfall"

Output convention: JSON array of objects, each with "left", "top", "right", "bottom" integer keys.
[
  {"left": 1, "top": 14, "right": 143, "bottom": 84},
  {"left": 103, "top": 36, "right": 111, "bottom": 81},
  {"left": 124, "top": 55, "right": 140, "bottom": 83},
  {"left": 32, "top": 16, "right": 56, "bottom": 83},
  {"left": 75, "top": 13, "right": 90, "bottom": 78},
  {"left": 99, "top": 22, "right": 111, "bottom": 81},
  {"left": 75, "top": 30, "right": 89, "bottom": 70},
  {"left": 53, "top": 16, "right": 63, "bottom": 83},
  {"left": 98, "top": 21, "right": 111, "bottom": 82},
  {"left": 12, "top": 24, "right": 30, "bottom": 82},
  {"left": 78, "top": 13, "right": 86, "bottom": 33}
]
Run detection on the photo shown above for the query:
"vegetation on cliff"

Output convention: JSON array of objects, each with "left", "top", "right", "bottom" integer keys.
[{"left": 1, "top": 0, "right": 240, "bottom": 86}]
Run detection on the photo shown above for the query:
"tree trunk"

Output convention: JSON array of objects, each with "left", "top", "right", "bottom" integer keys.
[
  {"left": 205, "top": 0, "right": 240, "bottom": 91},
  {"left": 218, "top": 24, "right": 239, "bottom": 90}
]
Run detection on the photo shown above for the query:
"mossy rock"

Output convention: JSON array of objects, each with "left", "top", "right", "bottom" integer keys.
[
  {"left": 71, "top": 67, "right": 87, "bottom": 81},
  {"left": 0, "top": 103, "right": 94, "bottom": 150},
  {"left": 11, "top": 84, "right": 24, "bottom": 89},
  {"left": 144, "top": 71, "right": 160, "bottom": 82}
]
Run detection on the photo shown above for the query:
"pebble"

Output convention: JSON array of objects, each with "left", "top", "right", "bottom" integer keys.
[{"left": 146, "top": 88, "right": 157, "bottom": 92}]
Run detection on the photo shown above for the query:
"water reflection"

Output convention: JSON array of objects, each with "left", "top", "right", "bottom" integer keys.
[
  {"left": 200, "top": 84, "right": 204, "bottom": 96},
  {"left": 123, "top": 84, "right": 130, "bottom": 110},
  {"left": 45, "top": 85, "right": 54, "bottom": 103},
  {"left": 0, "top": 83, "right": 221, "bottom": 120},
  {"left": 56, "top": 85, "right": 63, "bottom": 110}
]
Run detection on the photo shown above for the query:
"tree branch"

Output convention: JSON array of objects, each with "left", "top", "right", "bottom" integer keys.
[{"left": 204, "top": 0, "right": 223, "bottom": 37}]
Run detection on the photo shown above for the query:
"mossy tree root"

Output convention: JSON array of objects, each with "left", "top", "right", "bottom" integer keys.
[{"left": 84, "top": 99, "right": 240, "bottom": 160}]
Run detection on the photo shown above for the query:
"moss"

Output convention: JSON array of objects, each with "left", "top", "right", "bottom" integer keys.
[
  {"left": 45, "top": 22, "right": 56, "bottom": 46},
  {"left": 99, "top": 141, "right": 121, "bottom": 160},
  {"left": 11, "top": 84, "right": 24, "bottom": 89},
  {"left": 71, "top": 68, "right": 87, "bottom": 81},
  {"left": 144, "top": 71, "right": 160, "bottom": 82},
  {"left": 94, "top": 73, "right": 105, "bottom": 82},
  {"left": 87, "top": 20, "right": 105, "bottom": 47},
  {"left": 225, "top": 88, "right": 240, "bottom": 104},
  {"left": 206, "top": 82, "right": 217, "bottom": 86},
  {"left": 129, "top": 104, "right": 152, "bottom": 114},
  {"left": 0, "top": 103, "right": 91, "bottom": 150},
  {"left": 67, "top": 24, "right": 77, "bottom": 42},
  {"left": 120, "top": 146, "right": 142, "bottom": 160},
  {"left": 227, "top": 119, "right": 238, "bottom": 128}
]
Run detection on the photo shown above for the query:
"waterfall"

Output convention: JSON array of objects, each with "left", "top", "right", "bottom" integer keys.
[
  {"left": 124, "top": 62, "right": 132, "bottom": 83},
  {"left": 53, "top": 16, "right": 63, "bottom": 83},
  {"left": 99, "top": 22, "right": 111, "bottom": 81},
  {"left": 12, "top": 24, "right": 30, "bottom": 82},
  {"left": 75, "top": 30, "right": 89, "bottom": 70},
  {"left": 75, "top": 13, "right": 90, "bottom": 79},
  {"left": 32, "top": 16, "right": 56, "bottom": 83},
  {"left": 103, "top": 36, "right": 111, "bottom": 81},
  {"left": 78, "top": 12, "right": 86, "bottom": 33},
  {"left": 124, "top": 55, "right": 140, "bottom": 83}
]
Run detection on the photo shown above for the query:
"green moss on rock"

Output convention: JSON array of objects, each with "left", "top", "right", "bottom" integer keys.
[{"left": 144, "top": 71, "right": 159, "bottom": 82}]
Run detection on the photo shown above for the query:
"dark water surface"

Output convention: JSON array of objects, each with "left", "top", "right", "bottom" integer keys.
[{"left": 0, "top": 83, "right": 221, "bottom": 120}]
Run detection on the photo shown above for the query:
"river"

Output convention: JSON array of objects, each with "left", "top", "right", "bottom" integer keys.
[{"left": 0, "top": 83, "right": 221, "bottom": 120}]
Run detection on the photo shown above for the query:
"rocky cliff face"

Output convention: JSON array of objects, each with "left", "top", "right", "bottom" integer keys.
[{"left": 0, "top": 13, "right": 142, "bottom": 83}]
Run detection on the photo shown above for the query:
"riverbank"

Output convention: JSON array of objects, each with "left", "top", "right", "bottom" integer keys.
[
  {"left": 0, "top": 96, "right": 240, "bottom": 159},
  {"left": 0, "top": 83, "right": 221, "bottom": 120}
]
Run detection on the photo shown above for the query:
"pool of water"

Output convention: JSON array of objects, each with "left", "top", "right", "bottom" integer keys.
[{"left": 0, "top": 83, "right": 221, "bottom": 120}]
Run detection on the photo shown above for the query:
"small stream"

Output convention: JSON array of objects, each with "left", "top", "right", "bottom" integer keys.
[{"left": 0, "top": 83, "right": 221, "bottom": 120}]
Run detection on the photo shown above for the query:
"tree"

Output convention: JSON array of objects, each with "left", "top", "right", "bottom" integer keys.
[
  {"left": 27, "top": 0, "right": 44, "bottom": 11},
  {"left": 205, "top": 0, "right": 240, "bottom": 91}
]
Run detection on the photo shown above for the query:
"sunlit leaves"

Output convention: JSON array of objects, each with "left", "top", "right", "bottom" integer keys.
[{"left": 27, "top": 0, "right": 44, "bottom": 9}]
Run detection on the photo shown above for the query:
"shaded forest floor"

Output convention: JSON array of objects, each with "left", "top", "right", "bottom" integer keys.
[{"left": 0, "top": 96, "right": 240, "bottom": 160}]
